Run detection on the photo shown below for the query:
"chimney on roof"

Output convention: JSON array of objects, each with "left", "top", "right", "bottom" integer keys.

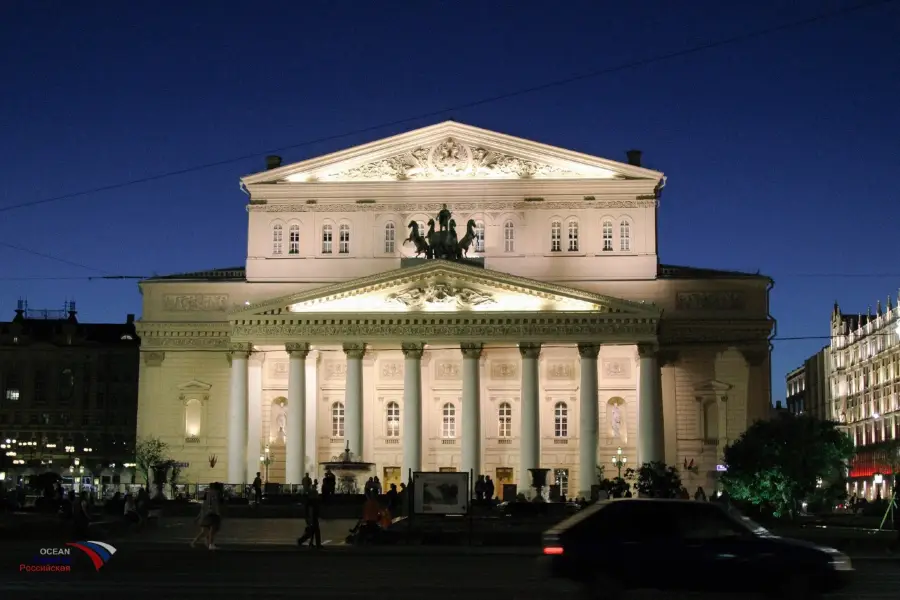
[
  {"left": 126, "top": 314, "right": 135, "bottom": 324},
  {"left": 626, "top": 150, "right": 642, "bottom": 167},
  {"left": 266, "top": 155, "right": 283, "bottom": 170}
]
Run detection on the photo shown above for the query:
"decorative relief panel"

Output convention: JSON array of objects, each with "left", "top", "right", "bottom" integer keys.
[
  {"left": 269, "top": 361, "right": 288, "bottom": 379},
  {"left": 253, "top": 199, "right": 657, "bottom": 213},
  {"left": 323, "top": 361, "right": 347, "bottom": 380},
  {"left": 546, "top": 361, "right": 575, "bottom": 380},
  {"left": 490, "top": 362, "right": 518, "bottom": 380},
  {"left": 601, "top": 359, "right": 631, "bottom": 380},
  {"left": 380, "top": 361, "right": 403, "bottom": 380},
  {"left": 387, "top": 283, "right": 495, "bottom": 310},
  {"left": 676, "top": 291, "right": 746, "bottom": 311},
  {"left": 163, "top": 294, "right": 229, "bottom": 312},
  {"left": 435, "top": 361, "right": 461, "bottom": 380}
]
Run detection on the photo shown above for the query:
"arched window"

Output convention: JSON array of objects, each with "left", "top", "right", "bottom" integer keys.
[
  {"left": 474, "top": 220, "right": 485, "bottom": 253},
  {"left": 272, "top": 224, "right": 283, "bottom": 255},
  {"left": 386, "top": 401, "right": 400, "bottom": 437},
  {"left": 322, "top": 224, "right": 333, "bottom": 254},
  {"left": 384, "top": 222, "right": 396, "bottom": 253},
  {"left": 503, "top": 220, "right": 515, "bottom": 253},
  {"left": 331, "top": 401, "right": 345, "bottom": 437},
  {"left": 498, "top": 402, "right": 512, "bottom": 438},
  {"left": 619, "top": 220, "right": 631, "bottom": 252},
  {"left": 339, "top": 223, "right": 350, "bottom": 254},
  {"left": 602, "top": 219, "right": 613, "bottom": 251},
  {"left": 441, "top": 403, "right": 457, "bottom": 438},
  {"left": 554, "top": 402, "right": 569, "bottom": 438},
  {"left": 288, "top": 224, "right": 300, "bottom": 255},
  {"left": 567, "top": 220, "right": 579, "bottom": 252},
  {"left": 550, "top": 220, "right": 562, "bottom": 252}
]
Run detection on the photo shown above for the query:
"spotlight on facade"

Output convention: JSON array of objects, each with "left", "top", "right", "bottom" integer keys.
[
  {"left": 873, "top": 412, "right": 881, "bottom": 419},
  {"left": 874, "top": 473, "right": 884, "bottom": 485}
]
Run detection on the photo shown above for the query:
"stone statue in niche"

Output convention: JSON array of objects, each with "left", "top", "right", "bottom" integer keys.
[
  {"left": 611, "top": 404, "right": 622, "bottom": 439},
  {"left": 271, "top": 401, "right": 287, "bottom": 445},
  {"left": 607, "top": 398, "right": 627, "bottom": 442}
]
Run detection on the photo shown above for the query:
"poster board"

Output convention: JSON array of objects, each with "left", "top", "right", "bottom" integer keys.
[{"left": 412, "top": 471, "right": 469, "bottom": 515}]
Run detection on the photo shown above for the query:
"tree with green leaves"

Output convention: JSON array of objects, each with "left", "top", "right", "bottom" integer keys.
[
  {"left": 629, "top": 462, "right": 683, "bottom": 498},
  {"left": 721, "top": 412, "right": 855, "bottom": 518},
  {"left": 134, "top": 436, "right": 170, "bottom": 486}
]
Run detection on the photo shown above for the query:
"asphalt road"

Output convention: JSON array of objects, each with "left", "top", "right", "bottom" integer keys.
[{"left": 0, "top": 543, "right": 896, "bottom": 600}]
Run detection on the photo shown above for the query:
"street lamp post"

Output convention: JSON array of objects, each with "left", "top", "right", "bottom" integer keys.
[
  {"left": 611, "top": 447, "right": 628, "bottom": 479},
  {"left": 259, "top": 445, "right": 274, "bottom": 485}
]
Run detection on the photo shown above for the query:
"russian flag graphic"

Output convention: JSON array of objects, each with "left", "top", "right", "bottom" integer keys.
[{"left": 66, "top": 541, "right": 118, "bottom": 571}]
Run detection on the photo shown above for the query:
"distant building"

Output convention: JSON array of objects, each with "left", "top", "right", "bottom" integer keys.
[
  {"left": 785, "top": 348, "right": 830, "bottom": 420},
  {"left": 830, "top": 299, "right": 900, "bottom": 500},
  {"left": 0, "top": 301, "right": 139, "bottom": 490},
  {"left": 770, "top": 399, "right": 787, "bottom": 418}
]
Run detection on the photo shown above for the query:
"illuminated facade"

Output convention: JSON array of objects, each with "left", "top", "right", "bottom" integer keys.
[
  {"left": 135, "top": 121, "right": 774, "bottom": 498},
  {"left": 830, "top": 301, "right": 900, "bottom": 498}
]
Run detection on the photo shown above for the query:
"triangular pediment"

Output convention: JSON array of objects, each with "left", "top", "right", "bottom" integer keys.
[
  {"left": 241, "top": 121, "right": 663, "bottom": 185},
  {"left": 177, "top": 379, "right": 212, "bottom": 392},
  {"left": 694, "top": 380, "right": 733, "bottom": 395},
  {"left": 232, "top": 261, "right": 660, "bottom": 318}
]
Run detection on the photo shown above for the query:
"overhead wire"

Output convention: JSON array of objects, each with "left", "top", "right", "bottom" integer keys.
[{"left": 0, "top": 0, "right": 893, "bottom": 217}]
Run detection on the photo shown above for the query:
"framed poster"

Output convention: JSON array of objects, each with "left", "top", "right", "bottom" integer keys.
[{"left": 412, "top": 471, "right": 469, "bottom": 515}]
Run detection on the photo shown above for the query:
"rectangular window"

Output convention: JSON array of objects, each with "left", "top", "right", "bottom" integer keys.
[
  {"left": 550, "top": 221, "right": 561, "bottom": 252},
  {"left": 322, "top": 226, "right": 333, "bottom": 254},
  {"left": 384, "top": 225, "right": 395, "bottom": 253},
  {"left": 619, "top": 221, "right": 631, "bottom": 251},
  {"left": 339, "top": 224, "right": 350, "bottom": 254},
  {"left": 567, "top": 221, "right": 579, "bottom": 252},
  {"left": 34, "top": 370, "right": 46, "bottom": 404},
  {"left": 475, "top": 222, "right": 485, "bottom": 253},
  {"left": 288, "top": 227, "right": 300, "bottom": 254},
  {"left": 602, "top": 221, "right": 613, "bottom": 251},
  {"left": 554, "top": 468, "right": 569, "bottom": 497}
]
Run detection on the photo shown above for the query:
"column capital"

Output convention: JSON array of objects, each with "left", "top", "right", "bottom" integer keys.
[
  {"left": 229, "top": 342, "right": 252, "bottom": 359},
  {"left": 740, "top": 347, "right": 769, "bottom": 367},
  {"left": 518, "top": 342, "right": 542, "bottom": 359},
  {"left": 143, "top": 351, "right": 165, "bottom": 367},
  {"left": 342, "top": 342, "right": 367, "bottom": 359},
  {"left": 577, "top": 343, "right": 601, "bottom": 359},
  {"left": 636, "top": 343, "right": 658, "bottom": 359},
  {"left": 460, "top": 342, "right": 484, "bottom": 359},
  {"left": 286, "top": 342, "right": 311, "bottom": 359},
  {"left": 401, "top": 342, "right": 425, "bottom": 359},
  {"left": 249, "top": 352, "right": 266, "bottom": 367}
]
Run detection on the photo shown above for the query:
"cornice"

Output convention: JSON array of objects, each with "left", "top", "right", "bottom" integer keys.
[
  {"left": 136, "top": 321, "right": 231, "bottom": 349},
  {"left": 247, "top": 197, "right": 657, "bottom": 213},
  {"left": 658, "top": 319, "right": 774, "bottom": 345},
  {"left": 244, "top": 179, "right": 658, "bottom": 201}
]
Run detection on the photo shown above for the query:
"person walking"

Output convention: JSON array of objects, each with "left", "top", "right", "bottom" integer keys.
[
  {"left": 297, "top": 488, "right": 323, "bottom": 549},
  {"left": 191, "top": 482, "right": 223, "bottom": 550}
]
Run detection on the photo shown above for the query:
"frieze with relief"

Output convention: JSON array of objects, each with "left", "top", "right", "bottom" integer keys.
[
  {"left": 676, "top": 292, "right": 746, "bottom": 311},
  {"left": 435, "top": 361, "right": 461, "bottom": 380},
  {"left": 269, "top": 361, "right": 288, "bottom": 379},
  {"left": 163, "top": 294, "right": 230, "bottom": 312},
  {"left": 387, "top": 283, "right": 496, "bottom": 310},
  {"left": 141, "top": 336, "right": 230, "bottom": 349},
  {"left": 490, "top": 362, "right": 518, "bottom": 380},
  {"left": 323, "top": 361, "right": 347, "bottom": 380},
  {"left": 602, "top": 359, "right": 631, "bottom": 380},
  {"left": 253, "top": 199, "right": 657, "bottom": 213},
  {"left": 317, "top": 137, "right": 579, "bottom": 182},
  {"left": 546, "top": 361, "right": 575, "bottom": 380},
  {"left": 380, "top": 361, "right": 403, "bottom": 380}
]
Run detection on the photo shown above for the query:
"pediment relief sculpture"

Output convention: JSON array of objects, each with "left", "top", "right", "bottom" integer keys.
[
  {"left": 387, "top": 282, "right": 496, "bottom": 310},
  {"left": 319, "top": 137, "right": 578, "bottom": 181}
]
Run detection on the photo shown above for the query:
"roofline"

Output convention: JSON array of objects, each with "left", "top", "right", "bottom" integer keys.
[
  {"left": 658, "top": 264, "right": 773, "bottom": 282},
  {"left": 141, "top": 267, "right": 246, "bottom": 283}
]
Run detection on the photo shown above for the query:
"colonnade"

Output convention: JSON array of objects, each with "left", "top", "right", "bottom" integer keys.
[{"left": 227, "top": 341, "right": 665, "bottom": 497}]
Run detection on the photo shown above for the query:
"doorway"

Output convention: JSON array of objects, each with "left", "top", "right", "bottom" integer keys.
[{"left": 495, "top": 467, "right": 514, "bottom": 501}]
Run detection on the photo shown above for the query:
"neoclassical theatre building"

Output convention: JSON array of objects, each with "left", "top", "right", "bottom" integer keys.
[{"left": 135, "top": 121, "right": 774, "bottom": 498}]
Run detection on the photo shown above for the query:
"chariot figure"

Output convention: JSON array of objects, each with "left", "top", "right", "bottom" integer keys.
[{"left": 437, "top": 204, "right": 452, "bottom": 232}]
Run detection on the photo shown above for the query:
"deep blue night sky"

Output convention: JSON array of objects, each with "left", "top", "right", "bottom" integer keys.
[{"left": 1, "top": 1, "right": 898, "bottom": 398}]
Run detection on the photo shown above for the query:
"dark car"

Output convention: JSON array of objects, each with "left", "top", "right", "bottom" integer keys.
[{"left": 541, "top": 498, "right": 852, "bottom": 599}]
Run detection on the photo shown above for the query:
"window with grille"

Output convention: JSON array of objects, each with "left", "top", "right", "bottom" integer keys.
[
  {"left": 272, "top": 224, "right": 283, "bottom": 255},
  {"left": 331, "top": 402, "right": 344, "bottom": 437},
  {"left": 288, "top": 224, "right": 300, "bottom": 254},
  {"left": 339, "top": 224, "right": 350, "bottom": 254},
  {"left": 475, "top": 221, "right": 485, "bottom": 252},
  {"left": 386, "top": 401, "right": 400, "bottom": 437},
  {"left": 554, "top": 468, "right": 569, "bottom": 497},
  {"left": 550, "top": 220, "right": 561, "bottom": 252},
  {"left": 442, "top": 403, "right": 456, "bottom": 438},
  {"left": 567, "top": 220, "right": 579, "bottom": 252},
  {"left": 503, "top": 221, "right": 515, "bottom": 253},
  {"left": 602, "top": 220, "right": 613, "bottom": 251},
  {"left": 322, "top": 224, "right": 333, "bottom": 254},
  {"left": 554, "top": 402, "right": 568, "bottom": 438},
  {"left": 498, "top": 402, "right": 512, "bottom": 438},
  {"left": 619, "top": 220, "right": 631, "bottom": 251},
  {"left": 384, "top": 223, "right": 395, "bottom": 253}
]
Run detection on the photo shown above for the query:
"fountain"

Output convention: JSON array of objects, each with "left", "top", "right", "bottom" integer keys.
[
  {"left": 319, "top": 442, "right": 374, "bottom": 494},
  {"left": 528, "top": 468, "right": 551, "bottom": 502}
]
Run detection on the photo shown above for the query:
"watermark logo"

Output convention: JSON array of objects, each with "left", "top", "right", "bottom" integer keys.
[
  {"left": 19, "top": 541, "right": 117, "bottom": 573},
  {"left": 66, "top": 541, "right": 117, "bottom": 571}
]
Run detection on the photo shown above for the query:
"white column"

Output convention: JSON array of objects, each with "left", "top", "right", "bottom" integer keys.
[
  {"left": 577, "top": 343, "right": 600, "bottom": 499},
  {"left": 518, "top": 342, "right": 542, "bottom": 493},
  {"left": 637, "top": 343, "right": 664, "bottom": 464},
  {"left": 227, "top": 344, "right": 250, "bottom": 484},
  {"left": 401, "top": 343, "right": 425, "bottom": 482},
  {"left": 246, "top": 354, "right": 264, "bottom": 483},
  {"left": 461, "top": 343, "right": 484, "bottom": 488},
  {"left": 286, "top": 343, "right": 309, "bottom": 485},
  {"left": 343, "top": 343, "right": 366, "bottom": 458}
]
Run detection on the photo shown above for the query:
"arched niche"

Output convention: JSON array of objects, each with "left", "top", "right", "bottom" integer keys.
[
  {"left": 270, "top": 396, "right": 288, "bottom": 445},
  {"left": 694, "top": 379, "right": 733, "bottom": 447},
  {"left": 178, "top": 379, "right": 211, "bottom": 446},
  {"left": 606, "top": 396, "right": 627, "bottom": 443}
]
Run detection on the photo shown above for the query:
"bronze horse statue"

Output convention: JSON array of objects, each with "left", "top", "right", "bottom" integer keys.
[
  {"left": 404, "top": 221, "right": 429, "bottom": 257},
  {"left": 457, "top": 219, "right": 478, "bottom": 257}
]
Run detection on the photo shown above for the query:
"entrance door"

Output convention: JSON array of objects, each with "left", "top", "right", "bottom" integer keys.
[
  {"left": 495, "top": 467, "right": 514, "bottom": 501},
  {"left": 383, "top": 467, "right": 401, "bottom": 492}
]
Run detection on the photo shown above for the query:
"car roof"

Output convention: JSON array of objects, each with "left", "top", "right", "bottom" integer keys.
[{"left": 544, "top": 498, "right": 726, "bottom": 537}]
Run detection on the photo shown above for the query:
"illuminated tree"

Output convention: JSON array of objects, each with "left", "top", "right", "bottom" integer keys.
[
  {"left": 721, "top": 413, "right": 854, "bottom": 518},
  {"left": 134, "top": 436, "right": 170, "bottom": 486}
]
